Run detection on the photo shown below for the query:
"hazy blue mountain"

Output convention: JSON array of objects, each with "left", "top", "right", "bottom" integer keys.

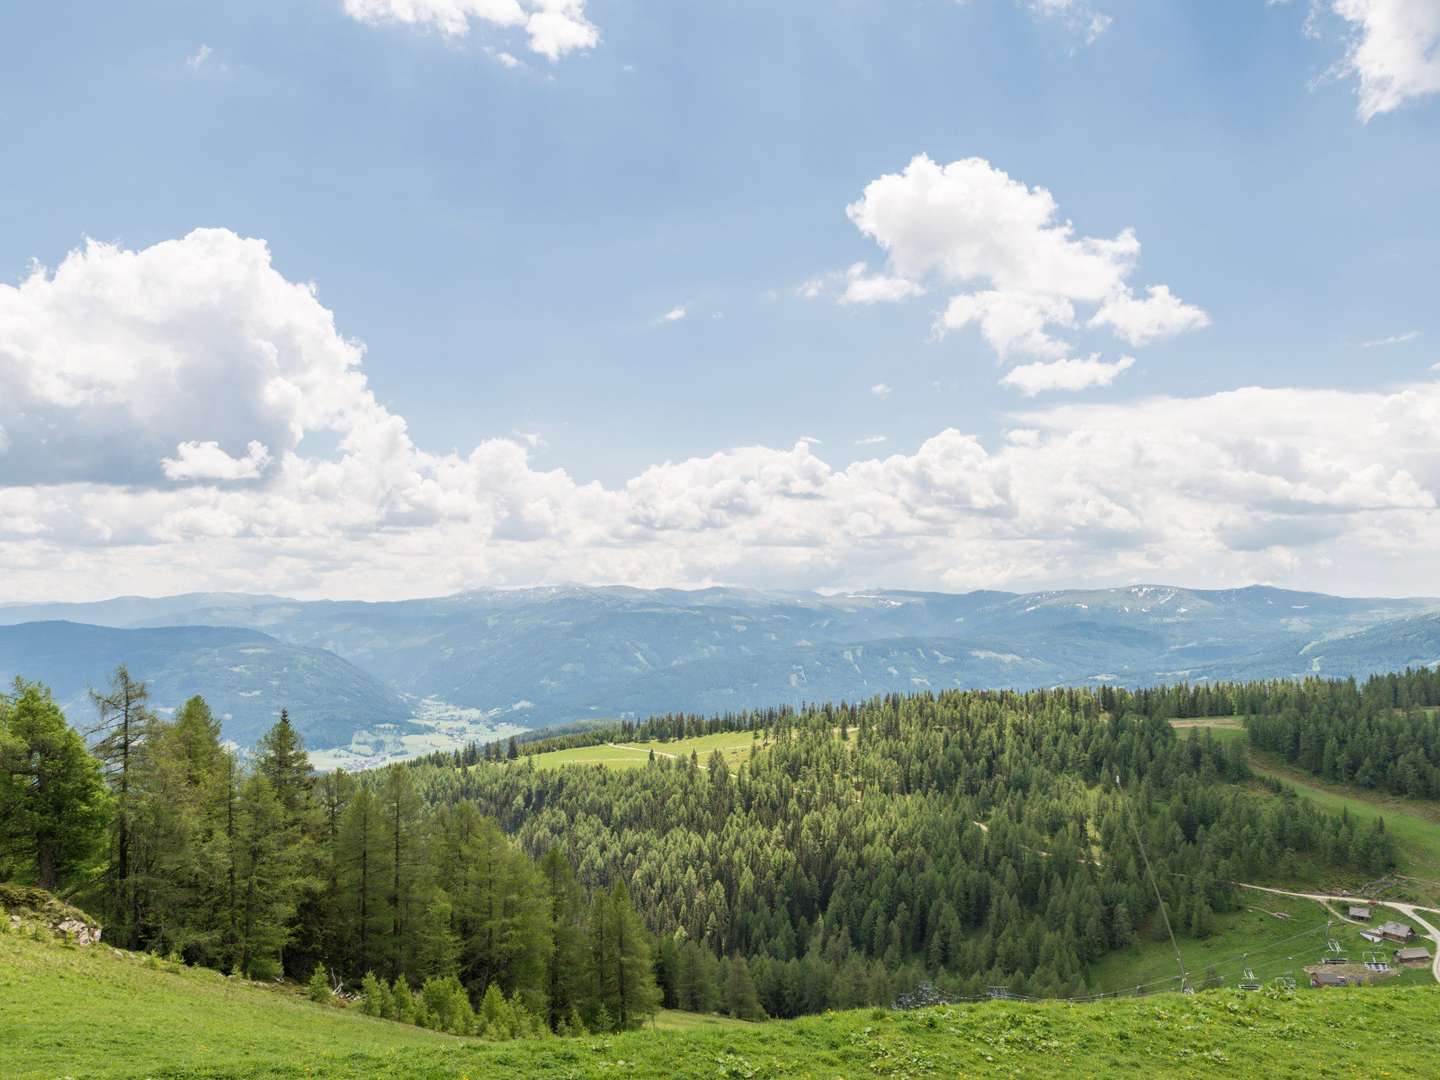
[
  {"left": 0, "top": 621, "right": 413, "bottom": 748},
  {"left": 2, "top": 584, "right": 1437, "bottom": 759},
  {"left": 1188, "top": 611, "right": 1440, "bottom": 683}
]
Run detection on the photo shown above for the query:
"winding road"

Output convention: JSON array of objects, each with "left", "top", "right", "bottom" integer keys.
[{"left": 1236, "top": 883, "right": 1440, "bottom": 984}]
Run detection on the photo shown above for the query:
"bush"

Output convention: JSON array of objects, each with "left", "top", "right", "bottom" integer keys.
[
  {"left": 307, "top": 964, "right": 332, "bottom": 1004},
  {"left": 360, "top": 971, "right": 393, "bottom": 1018},
  {"left": 391, "top": 977, "right": 417, "bottom": 1025},
  {"left": 420, "top": 975, "right": 476, "bottom": 1036}
]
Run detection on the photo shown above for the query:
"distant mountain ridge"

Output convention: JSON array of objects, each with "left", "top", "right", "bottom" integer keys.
[
  {"left": 0, "top": 621, "right": 413, "bottom": 748},
  {"left": 2, "top": 583, "right": 1439, "bottom": 759}
]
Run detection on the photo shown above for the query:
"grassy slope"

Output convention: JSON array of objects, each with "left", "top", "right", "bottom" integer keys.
[
  {"left": 4, "top": 930, "right": 1440, "bottom": 1080},
  {"left": 521, "top": 730, "right": 768, "bottom": 772},
  {"left": 1086, "top": 899, "right": 1433, "bottom": 993}
]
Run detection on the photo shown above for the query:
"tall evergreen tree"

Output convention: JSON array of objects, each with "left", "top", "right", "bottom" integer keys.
[
  {"left": 88, "top": 665, "right": 154, "bottom": 945},
  {"left": 540, "top": 846, "right": 592, "bottom": 1030},
  {"left": 723, "top": 954, "right": 766, "bottom": 1020},
  {"left": 380, "top": 765, "right": 424, "bottom": 978},
  {"left": 335, "top": 786, "right": 389, "bottom": 978},
  {"left": 595, "top": 881, "right": 661, "bottom": 1030},
  {"left": 0, "top": 681, "right": 109, "bottom": 891}
]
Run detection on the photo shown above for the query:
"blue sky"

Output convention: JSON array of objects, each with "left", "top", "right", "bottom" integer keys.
[{"left": 2, "top": 0, "right": 1439, "bottom": 600}]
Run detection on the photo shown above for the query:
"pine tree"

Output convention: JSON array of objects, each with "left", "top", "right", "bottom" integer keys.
[
  {"left": 595, "top": 881, "right": 661, "bottom": 1030},
  {"left": 88, "top": 665, "right": 155, "bottom": 945},
  {"left": 380, "top": 766, "right": 423, "bottom": 979},
  {"left": 723, "top": 954, "right": 766, "bottom": 1020},
  {"left": 335, "top": 786, "right": 389, "bottom": 978},
  {"left": 449, "top": 808, "right": 551, "bottom": 1012},
  {"left": 0, "top": 681, "right": 109, "bottom": 891},
  {"left": 252, "top": 711, "right": 322, "bottom": 975},
  {"left": 233, "top": 773, "right": 304, "bottom": 979},
  {"left": 540, "top": 846, "right": 592, "bottom": 1030}
]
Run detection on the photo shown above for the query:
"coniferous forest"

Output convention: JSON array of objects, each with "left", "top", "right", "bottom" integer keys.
[{"left": 0, "top": 667, "right": 1417, "bottom": 1037}]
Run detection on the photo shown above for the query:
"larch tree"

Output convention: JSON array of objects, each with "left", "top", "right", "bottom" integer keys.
[
  {"left": 88, "top": 664, "right": 154, "bottom": 946},
  {"left": 0, "top": 681, "right": 108, "bottom": 892}
]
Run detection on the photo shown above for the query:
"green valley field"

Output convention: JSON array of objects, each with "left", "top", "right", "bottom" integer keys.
[
  {"left": 517, "top": 729, "right": 767, "bottom": 771},
  {"left": 3, "top": 926, "right": 1440, "bottom": 1080}
]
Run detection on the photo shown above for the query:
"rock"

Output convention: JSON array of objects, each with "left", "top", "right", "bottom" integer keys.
[{"left": 55, "top": 918, "right": 103, "bottom": 946}]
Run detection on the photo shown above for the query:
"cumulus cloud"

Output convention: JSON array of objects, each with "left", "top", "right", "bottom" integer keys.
[
  {"left": 1089, "top": 285, "right": 1211, "bottom": 346},
  {"left": 343, "top": 0, "right": 599, "bottom": 61},
  {"left": 999, "top": 354, "right": 1135, "bottom": 395},
  {"left": 0, "top": 230, "right": 388, "bottom": 487},
  {"left": 842, "top": 155, "right": 1207, "bottom": 365},
  {"left": 840, "top": 262, "right": 926, "bottom": 305},
  {"left": 163, "top": 441, "right": 273, "bottom": 482},
  {"left": 661, "top": 306, "right": 687, "bottom": 322},
  {"left": 939, "top": 290, "right": 1076, "bottom": 359},
  {"left": 5, "top": 230, "right": 1440, "bottom": 602},
  {"left": 870, "top": 383, "right": 893, "bottom": 399},
  {"left": 1331, "top": 0, "right": 1440, "bottom": 120}
]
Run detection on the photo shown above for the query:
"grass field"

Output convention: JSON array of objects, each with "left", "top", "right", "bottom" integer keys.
[
  {"left": 5, "top": 927, "right": 1440, "bottom": 1080},
  {"left": 521, "top": 729, "right": 768, "bottom": 772},
  {"left": 1084, "top": 898, "right": 1431, "bottom": 993}
]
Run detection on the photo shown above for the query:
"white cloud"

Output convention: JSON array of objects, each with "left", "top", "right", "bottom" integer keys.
[
  {"left": 1331, "top": 0, "right": 1440, "bottom": 120},
  {"left": 939, "top": 290, "right": 1076, "bottom": 359},
  {"left": 855, "top": 435, "right": 888, "bottom": 446},
  {"left": 840, "top": 262, "right": 926, "bottom": 305},
  {"left": 1362, "top": 329, "right": 1421, "bottom": 347},
  {"left": 5, "top": 229, "right": 1440, "bottom": 602},
  {"left": 1089, "top": 285, "right": 1212, "bottom": 346},
  {"left": 662, "top": 306, "right": 687, "bottom": 322},
  {"left": 163, "top": 440, "right": 272, "bottom": 482},
  {"left": 496, "top": 50, "right": 522, "bottom": 67},
  {"left": 186, "top": 44, "right": 213, "bottom": 70},
  {"left": 343, "top": 0, "right": 599, "bottom": 61},
  {"left": 0, "top": 230, "right": 387, "bottom": 487},
  {"left": 870, "top": 383, "right": 893, "bottom": 399},
  {"left": 843, "top": 155, "right": 1206, "bottom": 364},
  {"left": 999, "top": 354, "right": 1135, "bottom": 395}
]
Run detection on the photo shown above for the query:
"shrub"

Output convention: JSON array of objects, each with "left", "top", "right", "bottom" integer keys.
[
  {"left": 420, "top": 975, "right": 476, "bottom": 1036},
  {"left": 307, "top": 964, "right": 332, "bottom": 1004},
  {"left": 391, "top": 977, "right": 417, "bottom": 1025},
  {"left": 360, "top": 971, "right": 393, "bottom": 1018}
]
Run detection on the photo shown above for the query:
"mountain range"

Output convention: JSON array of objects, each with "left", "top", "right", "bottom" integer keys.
[{"left": 3, "top": 584, "right": 1440, "bottom": 764}]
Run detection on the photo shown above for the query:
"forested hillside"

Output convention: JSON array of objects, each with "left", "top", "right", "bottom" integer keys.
[
  {"left": 1241, "top": 668, "right": 1440, "bottom": 798},
  {"left": 2, "top": 668, "right": 1408, "bottom": 1038}
]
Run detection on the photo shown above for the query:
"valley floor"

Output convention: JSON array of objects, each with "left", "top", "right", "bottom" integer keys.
[{"left": 4, "top": 928, "right": 1440, "bottom": 1079}]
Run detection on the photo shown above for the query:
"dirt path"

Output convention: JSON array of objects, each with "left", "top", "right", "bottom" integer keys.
[{"left": 1236, "top": 883, "right": 1440, "bottom": 984}]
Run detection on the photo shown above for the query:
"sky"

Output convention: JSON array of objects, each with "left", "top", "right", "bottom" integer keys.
[{"left": 1, "top": 0, "right": 1439, "bottom": 602}]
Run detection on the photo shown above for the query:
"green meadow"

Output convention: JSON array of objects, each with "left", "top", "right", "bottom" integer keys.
[{"left": 4, "top": 926, "right": 1439, "bottom": 1080}]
